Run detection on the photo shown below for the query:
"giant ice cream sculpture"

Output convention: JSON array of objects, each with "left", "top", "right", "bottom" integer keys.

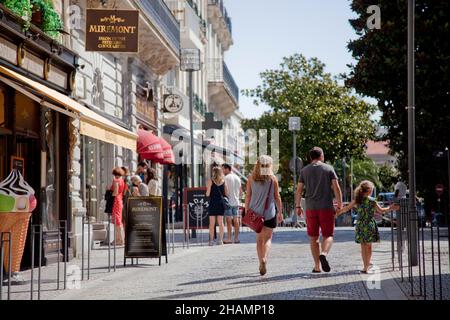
[{"left": 0, "top": 169, "right": 37, "bottom": 274}]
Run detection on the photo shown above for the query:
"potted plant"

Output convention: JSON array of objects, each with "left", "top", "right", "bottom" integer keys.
[
  {"left": 30, "top": 0, "right": 63, "bottom": 39},
  {"left": 0, "top": 0, "right": 32, "bottom": 26}
]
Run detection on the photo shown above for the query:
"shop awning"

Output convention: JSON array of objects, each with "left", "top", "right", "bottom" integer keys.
[
  {"left": 159, "top": 137, "right": 175, "bottom": 165},
  {"left": 137, "top": 129, "right": 164, "bottom": 162},
  {"left": 0, "top": 66, "right": 137, "bottom": 151}
]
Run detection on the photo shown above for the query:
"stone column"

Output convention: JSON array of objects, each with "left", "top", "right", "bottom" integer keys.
[{"left": 70, "top": 119, "right": 86, "bottom": 258}]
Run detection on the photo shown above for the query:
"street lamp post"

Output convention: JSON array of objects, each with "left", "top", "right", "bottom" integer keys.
[
  {"left": 289, "top": 117, "right": 301, "bottom": 198},
  {"left": 181, "top": 48, "right": 201, "bottom": 245},
  {"left": 407, "top": 0, "right": 418, "bottom": 266}
]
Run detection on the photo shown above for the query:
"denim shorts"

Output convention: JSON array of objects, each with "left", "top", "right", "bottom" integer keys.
[{"left": 224, "top": 206, "right": 239, "bottom": 217}]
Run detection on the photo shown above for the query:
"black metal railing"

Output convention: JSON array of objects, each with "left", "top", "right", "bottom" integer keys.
[
  {"left": 208, "top": 0, "right": 232, "bottom": 36},
  {"left": 223, "top": 62, "right": 239, "bottom": 104},
  {"left": 140, "top": 0, "right": 181, "bottom": 53}
]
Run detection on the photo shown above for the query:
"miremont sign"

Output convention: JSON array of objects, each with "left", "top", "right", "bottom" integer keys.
[{"left": 85, "top": 9, "right": 139, "bottom": 53}]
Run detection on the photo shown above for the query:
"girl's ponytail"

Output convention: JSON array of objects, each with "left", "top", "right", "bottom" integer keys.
[{"left": 354, "top": 180, "right": 375, "bottom": 205}]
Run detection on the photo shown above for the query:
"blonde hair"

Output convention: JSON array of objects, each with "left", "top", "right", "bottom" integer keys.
[
  {"left": 354, "top": 180, "right": 375, "bottom": 205},
  {"left": 211, "top": 167, "right": 224, "bottom": 185},
  {"left": 252, "top": 155, "right": 273, "bottom": 182}
]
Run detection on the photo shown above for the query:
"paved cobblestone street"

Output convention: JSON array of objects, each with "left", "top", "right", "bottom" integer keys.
[{"left": 5, "top": 227, "right": 447, "bottom": 300}]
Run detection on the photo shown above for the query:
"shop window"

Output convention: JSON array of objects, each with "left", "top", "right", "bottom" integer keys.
[
  {"left": 82, "top": 137, "right": 115, "bottom": 222},
  {"left": 15, "top": 92, "right": 40, "bottom": 137},
  {"left": 43, "top": 109, "right": 59, "bottom": 231}
]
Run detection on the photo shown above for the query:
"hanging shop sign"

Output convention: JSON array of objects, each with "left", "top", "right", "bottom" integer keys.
[
  {"left": 85, "top": 9, "right": 139, "bottom": 53},
  {"left": 125, "top": 197, "right": 164, "bottom": 259},
  {"left": 180, "top": 48, "right": 201, "bottom": 71},
  {"left": 184, "top": 187, "right": 209, "bottom": 230},
  {"left": 163, "top": 94, "right": 184, "bottom": 113}
]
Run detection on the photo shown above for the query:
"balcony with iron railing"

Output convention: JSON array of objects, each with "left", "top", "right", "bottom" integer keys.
[
  {"left": 208, "top": 58, "right": 239, "bottom": 116},
  {"left": 207, "top": 0, "right": 233, "bottom": 51},
  {"left": 222, "top": 62, "right": 239, "bottom": 104},
  {"left": 139, "top": 0, "right": 181, "bottom": 53}
]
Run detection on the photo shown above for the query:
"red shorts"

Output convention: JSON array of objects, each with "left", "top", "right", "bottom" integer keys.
[{"left": 306, "top": 208, "right": 335, "bottom": 238}]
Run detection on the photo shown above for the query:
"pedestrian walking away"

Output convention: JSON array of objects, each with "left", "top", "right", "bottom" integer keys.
[
  {"left": 206, "top": 167, "right": 229, "bottom": 246},
  {"left": 337, "top": 180, "right": 399, "bottom": 273},
  {"left": 222, "top": 163, "right": 242, "bottom": 244},
  {"left": 246, "top": 155, "right": 283, "bottom": 276},
  {"left": 296, "top": 147, "right": 343, "bottom": 273}
]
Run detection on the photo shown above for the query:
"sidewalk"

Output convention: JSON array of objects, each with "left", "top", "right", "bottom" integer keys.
[{"left": 1, "top": 227, "right": 436, "bottom": 300}]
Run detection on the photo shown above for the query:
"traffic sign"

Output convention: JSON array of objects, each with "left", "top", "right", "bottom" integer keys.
[
  {"left": 435, "top": 184, "right": 444, "bottom": 196},
  {"left": 289, "top": 117, "right": 301, "bottom": 131}
]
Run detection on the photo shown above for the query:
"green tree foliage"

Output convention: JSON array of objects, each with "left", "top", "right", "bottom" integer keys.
[
  {"left": 345, "top": 0, "right": 450, "bottom": 209},
  {"left": 242, "top": 54, "right": 377, "bottom": 201},
  {"left": 378, "top": 164, "right": 400, "bottom": 193}
]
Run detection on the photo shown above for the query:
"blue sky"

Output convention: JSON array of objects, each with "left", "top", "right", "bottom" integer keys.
[{"left": 223, "top": 0, "right": 367, "bottom": 120}]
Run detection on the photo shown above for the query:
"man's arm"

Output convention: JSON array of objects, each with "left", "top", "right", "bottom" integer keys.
[
  {"left": 296, "top": 182, "right": 304, "bottom": 217},
  {"left": 331, "top": 179, "right": 343, "bottom": 210}
]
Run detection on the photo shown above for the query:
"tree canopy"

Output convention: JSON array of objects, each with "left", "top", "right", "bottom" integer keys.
[
  {"left": 242, "top": 54, "right": 377, "bottom": 199},
  {"left": 345, "top": 0, "right": 450, "bottom": 211}
]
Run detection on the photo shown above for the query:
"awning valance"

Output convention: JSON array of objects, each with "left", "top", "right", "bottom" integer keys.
[{"left": 0, "top": 66, "right": 137, "bottom": 151}]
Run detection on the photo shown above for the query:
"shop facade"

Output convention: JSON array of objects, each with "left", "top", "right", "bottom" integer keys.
[{"left": 0, "top": 3, "right": 78, "bottom": 266}]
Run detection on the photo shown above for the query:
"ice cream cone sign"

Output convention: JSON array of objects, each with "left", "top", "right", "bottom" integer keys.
[{"left": 0, "top": 169, "right": 37, "bottom": 213}]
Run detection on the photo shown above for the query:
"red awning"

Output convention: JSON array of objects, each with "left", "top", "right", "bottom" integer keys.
[
  {"left": 159, "top": 137, "right": 175, "bottom": 165},
  {"left": 137, "top": 129, "right": 164, "bottom": 161}
]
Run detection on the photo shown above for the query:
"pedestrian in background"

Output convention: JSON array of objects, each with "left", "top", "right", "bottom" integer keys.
[
  {"left": 245, "top": 155, "right": 283, "bottom": 276},
  {"left": 296, "top": 147, "right": 342, "bottom": 274},
  {"left": 146, "top": 168, "right": 161, "bottom": 196},
  {"left": 121, "top": 166, "right": 132, "bottom": 226},
  {"left": 222, "top": 163, "right": 242, "bottom": 244},
  {"left": 111, "top": 167, "right": 126, "bottom": 246},
  {"left": 206, "top": 166, "right": 228, "bottom": 246},
  {"left": 337, "top": 180, "right": 399, "bottom": 273},
  {"left": 131, "top": 175, "right": 149, "bottom": 197},
  {"left": 136, "top": 161, "right": 148, "bottom": 183}
]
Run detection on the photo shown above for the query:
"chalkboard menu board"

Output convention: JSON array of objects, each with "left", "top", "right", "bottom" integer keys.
[
  {"left": 184, "top": 188, "right": 209, "bottom": 230},
  {"left": 125, "top": 197, "right": 163, "bottom": 258}
]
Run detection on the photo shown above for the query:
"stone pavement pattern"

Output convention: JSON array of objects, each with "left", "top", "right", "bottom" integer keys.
[{"left": 3, "top": 227, "right": 448, "bottom": 300}]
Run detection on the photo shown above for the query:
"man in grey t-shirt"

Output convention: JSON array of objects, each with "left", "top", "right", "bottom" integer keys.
[{"left": 296, "top": 147, "right": 342, "bottom": 273}]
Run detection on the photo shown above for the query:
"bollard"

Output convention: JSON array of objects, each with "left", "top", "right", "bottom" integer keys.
[
  {"left": 81, "top": 215, "right": 85, "bottom": 281},
  {"left": 59, "top": 221, "right": 68, "bottom": 290},
  {"left": 0, "top": 232, "right": 12, "bottom": 300},
  {"left": 30, "top": 225, "right": 43, "bottom": 300},
  {"left": 37, "top": 225, "right": 42, "bottom": 300},
  {"left": 113, "top": 217, "right": 116, "bottom": 272},
  {"left": 437, "top": 225, "right": 442, "bottom": 300},
  {"left": 417, "top": 217, "right": 422, "bottom": 296},
  {"left": 430, "top": 224, "right": 436, "bottom": 300},
  {"left": 391, "top": 210, "right": 395, "bottom": 271},
  {"left": 108, "top": 216, "right": 111, "bottom": 272},
  {"left": 421, "top": 216, "right": 426, "bottom": 300},
  {"left": 57, "top": 226, "right": 61, "bottom": 290},
  {"left": 30, "top": 225, "right": 35, "bottom": 300},
  {"left": 87, "top": 220, "right": 90, "bottom": 280}
]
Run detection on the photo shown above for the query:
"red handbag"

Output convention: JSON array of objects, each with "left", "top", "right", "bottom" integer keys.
[{"left": 243, "top": 179, "right": 273, "bottom": 233}]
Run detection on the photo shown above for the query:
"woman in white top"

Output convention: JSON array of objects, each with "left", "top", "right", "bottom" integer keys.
[{"left": 146, "top": 168, "right": 161, "bottom": 196}]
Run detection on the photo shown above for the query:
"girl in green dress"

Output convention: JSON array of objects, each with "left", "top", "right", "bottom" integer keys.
[{"left": 337, "top": 181, "right": 399, "bottom": 273}]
